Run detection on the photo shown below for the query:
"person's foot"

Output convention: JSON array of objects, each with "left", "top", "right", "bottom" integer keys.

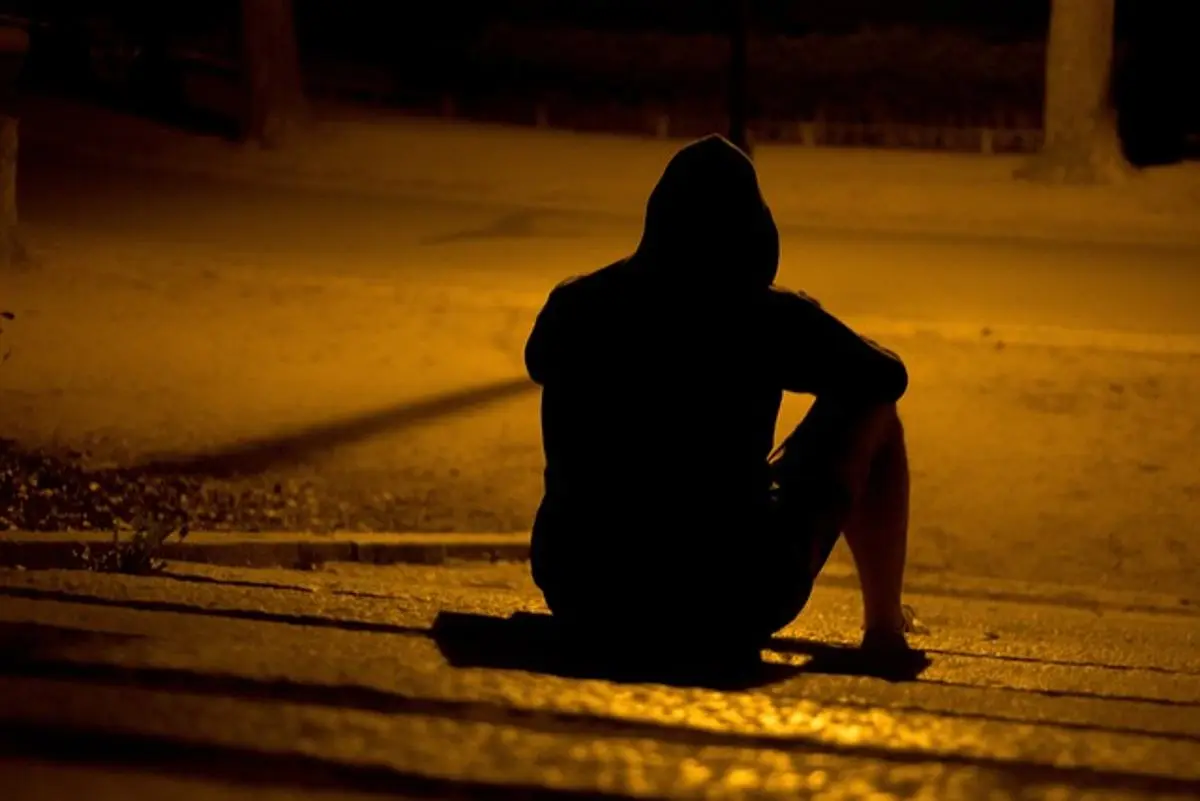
[
  {"left": 863, "top": 603, "right": 928, "bottom": 637},
  {"left": 860, "top": 626, "right": 911, "bottom": 653},
  {"left": 859, "top": 604, "right": 930, "bottom": 680},
  {"left": 861, "top": 604, "right": 928, "bottom": 650}
]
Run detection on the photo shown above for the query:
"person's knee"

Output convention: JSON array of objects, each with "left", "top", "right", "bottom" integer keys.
[
  {"left": 778, "top": 401, "right": 903, "bottom": 486},
  {"left": 862, "top": 402, "right": 903, "bottom": 440},
  {"left": 862, "top": 405, "right": 909, "bottom": 484}
]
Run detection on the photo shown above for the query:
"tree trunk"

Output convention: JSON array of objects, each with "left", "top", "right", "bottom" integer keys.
[
  {"left": 0, "top": 115, "right": 19, "bottom": 266},
  {"left": 1017, "top": 0, "right": 1131, "bottom": 184},
  {"left": 240, "top": 0, "right": 307, "bottom": 149},
  {"left": 0, "top": 26, "right": 27, "bottom": 269}
]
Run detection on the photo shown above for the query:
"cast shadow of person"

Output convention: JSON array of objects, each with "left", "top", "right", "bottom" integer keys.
[{"left": 431, "top": 611, "right": 930, "bottom": 691}]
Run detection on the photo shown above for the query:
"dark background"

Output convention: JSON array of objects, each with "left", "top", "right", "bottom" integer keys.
[{"left": 1, "top": 1, "right": 1196, "bottom": 158}]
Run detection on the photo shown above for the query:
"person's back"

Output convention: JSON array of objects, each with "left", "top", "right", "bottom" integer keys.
[{"left": 526, "top": 135, "right": 915, "bottom": 657}]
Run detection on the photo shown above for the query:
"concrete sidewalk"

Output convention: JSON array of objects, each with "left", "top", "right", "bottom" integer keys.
[
  {"left": 20, "top": 95, "right": 1200, "bottom": 248},
  {"left": 2, "top": 559, "right": 1199, "bottom": 798}
]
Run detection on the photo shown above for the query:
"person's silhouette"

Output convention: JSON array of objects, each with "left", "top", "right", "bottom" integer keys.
[{"left": 525, "top": 135, "right": 919, "bottom": 665}]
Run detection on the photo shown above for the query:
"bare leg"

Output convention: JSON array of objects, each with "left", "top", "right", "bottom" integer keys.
[
  {"left": 837, "top": 404, "right": 911, "bottom": 636},
  {"left": 773, "top": 400, "right": 911, "bottom": 637}
]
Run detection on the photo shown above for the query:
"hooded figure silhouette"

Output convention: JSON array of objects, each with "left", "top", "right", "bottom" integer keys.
[
  {"left": 635, "top": 133, "right": 779, "bottom": 293},
  {"left": 525, "top": 135, "right": 908, "bottom": 658}
]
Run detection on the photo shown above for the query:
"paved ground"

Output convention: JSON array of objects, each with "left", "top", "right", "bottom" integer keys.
[
  {"left": 7, "top": 94, "right": 1200, "bottom": 800},
  {"left": 19, "top": 151, "right": 1200, "bottom": 337},
  {"left": 4, "top": 145, "right": 1200, "bottom": 595},
  {"left": 1, "top": 560, "right": 1198, "bottom": 799}
]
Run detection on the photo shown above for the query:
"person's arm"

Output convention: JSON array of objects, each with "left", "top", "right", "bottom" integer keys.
[
  {"left": 773, "top": 290, "right": 908, "bottom": 405},
  {"left": 774, "top": 290, "right": 922, "bottom": 658},
  {"left": 525, "top": 278, "right": 580, "bottom": 386}
]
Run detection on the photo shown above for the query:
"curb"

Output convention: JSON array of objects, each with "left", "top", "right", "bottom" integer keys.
[{"left": 0, "top": 532, "right": 531, "bottom": 571}]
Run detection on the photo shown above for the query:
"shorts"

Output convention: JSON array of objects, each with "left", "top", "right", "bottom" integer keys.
[{"left": 538, "top": 412, "right": 855, "bottom": 650}]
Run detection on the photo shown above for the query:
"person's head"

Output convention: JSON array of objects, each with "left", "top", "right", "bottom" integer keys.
[{"left": 634, "top": 134, "right": 779, "bottom": 293}]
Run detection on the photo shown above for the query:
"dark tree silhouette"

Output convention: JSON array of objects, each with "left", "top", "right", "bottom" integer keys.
[
  {"left": 1017, "top": 0, "right": 1131, "bottom": 183},
  {"left": 240, "top": 0, "right": 307, "bottom": 148},
  {"left": 0, "top": 25, "right": 27, "bottom": 269},
  {"left": 1116, "top": 2, "right": 1192, "bottom": 167}
]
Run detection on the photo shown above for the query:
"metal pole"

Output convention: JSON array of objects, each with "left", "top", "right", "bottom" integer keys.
[{"left": 728, "top": 0, "right": 751, "bottom": 157}]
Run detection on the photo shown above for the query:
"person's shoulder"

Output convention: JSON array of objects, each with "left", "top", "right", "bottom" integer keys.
[
  {"left": 546, "top": 259, "right": 632, "bottom": 304},
  {"left": 765, "top": 284, "right": 824, "bottom": 314}
]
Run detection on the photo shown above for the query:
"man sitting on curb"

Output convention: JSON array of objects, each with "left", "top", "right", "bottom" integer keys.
[{"left": 525, "top": 134, "right": 923, "bottom": 669}]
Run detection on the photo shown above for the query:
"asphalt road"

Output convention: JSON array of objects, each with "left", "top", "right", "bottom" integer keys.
[
  {"left": 1, "top": 561, "right": 1198, "bottom": 800},
  {"left": 20, "top": 149, "right": 1200, "bottom": 340}
]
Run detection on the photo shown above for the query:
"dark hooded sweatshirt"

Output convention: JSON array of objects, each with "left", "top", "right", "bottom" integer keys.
[{"left": 525, "top": 135, "right": 907, "bottom": 635}]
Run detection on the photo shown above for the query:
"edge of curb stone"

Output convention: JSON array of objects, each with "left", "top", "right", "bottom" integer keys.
[{"left": 0, "top": 532, "right": 532, "bottom": 571}]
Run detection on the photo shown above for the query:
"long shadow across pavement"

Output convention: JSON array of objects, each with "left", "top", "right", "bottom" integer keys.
[
  {"left": 133, "top": 376, "right": 535, "bottom": 479},
  {"left": 4, "top": 586, "right": 1197, "bottom": 713},
  {"left": 431, "top": 611, "right": 929, "bottom": 689},
  {"left": 3, "top": 620, "right": 1199, "bottom": 798},
  {"left": 1, "top": 376, "right": 539, "bottom": 531}
]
